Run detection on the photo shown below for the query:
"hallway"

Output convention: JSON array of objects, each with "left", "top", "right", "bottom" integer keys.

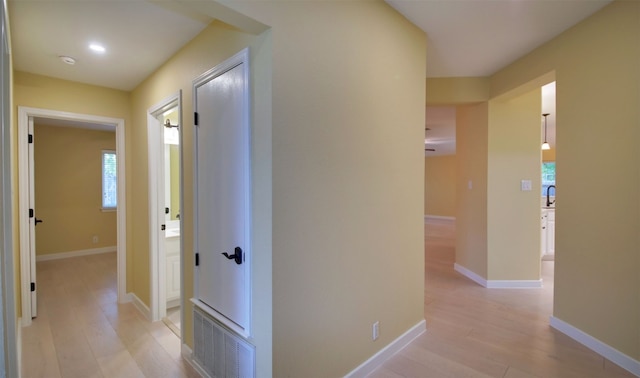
[
  {"left": 19, "top": 221, "right": 636, "bottom": 377},
  {"left": 20, "top": 252, "right": 197, "bottom": 378},
  {"left": 370, "top": 218, "right": 634, "bottom": 377}
]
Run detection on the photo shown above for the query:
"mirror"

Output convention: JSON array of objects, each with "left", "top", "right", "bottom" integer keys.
[{"left": 163, "top": 108, "right": 180, "bottom": 223}]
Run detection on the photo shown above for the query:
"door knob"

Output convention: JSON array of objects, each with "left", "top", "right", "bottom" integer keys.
[
  {"left": 221, "top": 247, "right": 243, "bottom": 265},
  {"left": 35, "top": 218, "right": 43, "bottom": 226}
]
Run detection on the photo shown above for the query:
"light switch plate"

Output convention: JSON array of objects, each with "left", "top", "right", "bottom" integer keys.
[{"left": 521, "top": 180, "right": 532, "bottom": 191}]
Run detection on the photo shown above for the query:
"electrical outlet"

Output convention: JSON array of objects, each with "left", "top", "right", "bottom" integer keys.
[
  {"left": 92, "top": 235, "right": 99, "bottom": 244},
  {"left": 372, "top": 321, "right": 379, "bottom": 341}
]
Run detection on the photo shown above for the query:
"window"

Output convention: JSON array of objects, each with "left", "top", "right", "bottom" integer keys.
[
  {"left": 102, "top": 150, "right": 117, "bottom": 209},
  {"left": 542, "top": 161, "right": 556, "bottom": 196}
]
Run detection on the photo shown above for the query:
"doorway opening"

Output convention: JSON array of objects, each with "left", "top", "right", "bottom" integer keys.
[
  {"left": 17, "top": 107, "right": 127, "bottom": 326},
  {"left": 147, "top": 92, "right": 183, "bottom": 337}
]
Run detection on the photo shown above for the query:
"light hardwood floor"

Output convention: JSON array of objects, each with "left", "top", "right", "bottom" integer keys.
[
  {"left": 369, "top": 218, "right": 636, "bottom": 378},
  {"left": 21, "top": 222, "right": 636, "bottom": 378},
  {"left": 21, "top": 252, "right": 198, "bottom": 378}
]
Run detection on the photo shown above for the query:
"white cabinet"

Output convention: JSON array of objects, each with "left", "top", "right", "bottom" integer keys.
[
  {"left": 541, "top": 211, "right": 548, "bottom": 257},
  {"left": 165, "top": 236, "right": 181, "bottom": 306},
  {"left": 541, "top": 209, "right": 555, "bottom": 259},
  {"left": 546, "top": 210, "right": 555, "bottom": 255}
]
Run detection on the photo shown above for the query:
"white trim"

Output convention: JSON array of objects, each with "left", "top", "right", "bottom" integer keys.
[
  {"left": 15, "top": 318, "right": 21, "bottom": 378},
  {"left": 550, "top": 316, "right": 640, "bottom": 376},
  {"left": 147, "top": 91, "right": 182, "bottom": 324},
  {"left": 454, "top": 263, "right": 542, "bottom": 288},
  {"left": 35, "top": 246, "right": 116, "bottom": 262},
  {"left": 167, "top": 298, "right": 180, "bottom": 309},
  {"left": 486, "top": 279, "right": 542, "bottom": 289},
  {"left": 18, "top": 106, "right": 127, "bottom": 328},
  {"left": 454, "top": 263, "right": 488, "bottom": 287},
  {"left": 424, "top": 215, "right": 456, "bottom": 221},
  {"left": 344, "top": 319, "right": 426, "bottom": 378},
  {"left": 128, "top": 292, "right": 151, "bottom": 321}
]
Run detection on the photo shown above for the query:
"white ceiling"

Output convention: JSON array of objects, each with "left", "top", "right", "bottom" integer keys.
[
  {"left": 386, "top": 0, "right": 611, "bottom": 78},
  {"left": 9, "top": 0, "right": 604, "bottom": 153},
  {"left": 9, "top": 0, "right": 211, "bottom": 91}
]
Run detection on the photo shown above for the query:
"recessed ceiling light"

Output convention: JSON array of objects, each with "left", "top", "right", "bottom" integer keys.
[
  {"left": 89, "top": 43, "right": 106, "bottom": 53},
  {"left": 59, "top": 55, "right": 76, "bottom": 65}
]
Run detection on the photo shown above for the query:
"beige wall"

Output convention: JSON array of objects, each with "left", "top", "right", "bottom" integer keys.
[
  {"left": 426, "top": 77, "right": 489, "bottom": 105},
  {"left": 33, "top": 125, "right": 116, "bottom": 255},
  {"left": 131, "top": 1, "right": 426, "bottom": 375},
  {"left": 455, "top": 103, "right": 488, "bottom": 278},
  {"left": 487, "top": 89, "right": 541, "bottom": 280},
  {"left": 169, "top": 145, "right": 179, "bottom": 220},
  {"left": 128, "top": 19, "right": 273, "bottom": 374},
  {"left": 424, "top": 155, "right": 456, "bottom": 217},
  {"left": 542, "top": 147, "right": 556, "bottom": 162},
  {"left": 13, "top": 71, "right": 132, "bottom": 306},
  {"left": 217, "top": 1, "right": 425, "bottom": 376},
  {"left": 489, "top": 0, "right": 640, "bottom": 360}
]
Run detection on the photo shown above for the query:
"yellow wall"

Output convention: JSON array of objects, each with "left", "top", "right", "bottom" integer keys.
[
  {"left": 169, "top": 144, "right": 179, "bottom": 220},
  {"left": 128, "top": 19, "right": 273, "bottom": 374},
  {"left": 487, "top": 89, "right": 541, "bottom": 280},
  {"left": 489, "top": 1, "right": 640, "bottom": 360},
  {"left": 542, "top": 147, "right": 556, "bottom": 162},
  {"left": 424, "top": 155, "right": 456, "bottom": 217},
  {"left": 455, "top": 103, "right": 488, "bottom": 278},
  {"left": 238, "top": 3, "right": 424, "bottom": 376},
  {"left": 33, "top": 125, "right": 116, "bottom": 255},
  {"left": 426, "top": 77, "right": 489, "bottom": 105},
  {"left": 8, "top": 2, "right": 424, "bottom": 375},
  {"left": 13, "top": 71, "right": 132, "bottom": 297}
]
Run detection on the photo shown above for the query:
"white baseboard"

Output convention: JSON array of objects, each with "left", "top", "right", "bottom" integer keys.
[
  {"left": 454, "top": 263, "right": 542, "bottom": 288},
  {"left": 454, "top": 263, "right": 487, "bottom": 287},
  {"left": 36, "top": 246, "right": 116, "bottom": 262},
  {"left": 486, "top": 280, "right": 542, "bottom": 288},
  {"left": 167, "top": 298, "right": 180, "bottom": 309},
  {"left": 550, "top": 316, "right": 640, "bottom": 377},
  {"left": 344, "top": 319, "right": 426, "bottom": 378},
  {"left": 127, "top": 292, "right": 151, "bottom": 321},
  {"left": 424, "top": 215, "right": 456, "bottom": 221}
]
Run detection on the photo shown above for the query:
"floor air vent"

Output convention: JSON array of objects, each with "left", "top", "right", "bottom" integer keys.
[{"left": 193, "top": 307, "right": 255, "bottom": 378}]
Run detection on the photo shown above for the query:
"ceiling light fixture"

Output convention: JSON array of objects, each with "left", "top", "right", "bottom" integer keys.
[
  {"left": 89, "top": 43, "right": 106, "bottom": 53},
  {"left": 541, "top": 113, "right": 551, "bottom": 150},
  {"left": 58, "top": 55, "right": 76, "bottom": 65}
]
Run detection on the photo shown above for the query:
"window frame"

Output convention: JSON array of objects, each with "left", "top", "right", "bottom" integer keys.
[
  {"left": 101, "top": 149, "right": 117, "bottom": 211},
  {"left": 542, "top": 161, "right": 556, "bottom": 197}
]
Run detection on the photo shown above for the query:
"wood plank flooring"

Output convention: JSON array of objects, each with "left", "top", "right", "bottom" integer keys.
[
  {"left": 21, "top": 220, "right": 636, "bottom": 377},
  {"left": 368, "top": 218, "right": 636, "bottom": 378},
  {"left": 21, "top": 252, "right": 198, "bottom": 378}
]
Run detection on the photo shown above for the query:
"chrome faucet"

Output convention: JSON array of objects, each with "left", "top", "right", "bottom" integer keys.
[{"left": 546, "top": 185, "right": 556, "bottom": 207}]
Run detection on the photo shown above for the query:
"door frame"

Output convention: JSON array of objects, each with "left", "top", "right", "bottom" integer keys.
[
  {"left": 147, "top": 91, "right": 183, "bottom": 326},
  {"left": 18, "top": 106, "right": 127, "bottom": 326}
]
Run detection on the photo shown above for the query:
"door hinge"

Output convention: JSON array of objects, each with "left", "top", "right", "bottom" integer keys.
[
  {"left": 28, "top": 134, "right": 33, "bottom": 143},
  {"left": 194, "top": 112, "right": 199, "bottom": 126},
  {"left": 30, "top": 282, "right": 35, "bottom": 292},
  {"left": 161, "top": 224, "right": 166, "bottom": 231},
  {"left": 29, "top": 209, "right": 34, "bottom": 218},
  {"left": 195, "top": 253, "right": 199, "bottom": 266},
  {"left": 165, "top": 207, "right": 170, "bottom": 214}
]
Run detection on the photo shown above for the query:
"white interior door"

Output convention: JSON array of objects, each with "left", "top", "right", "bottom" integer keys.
[
  {"left": 28, "top": 116, "right": 37, "bottom": 317},
  {"left": 194, "top": 49, "right": 250, "bottom": 336}
]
